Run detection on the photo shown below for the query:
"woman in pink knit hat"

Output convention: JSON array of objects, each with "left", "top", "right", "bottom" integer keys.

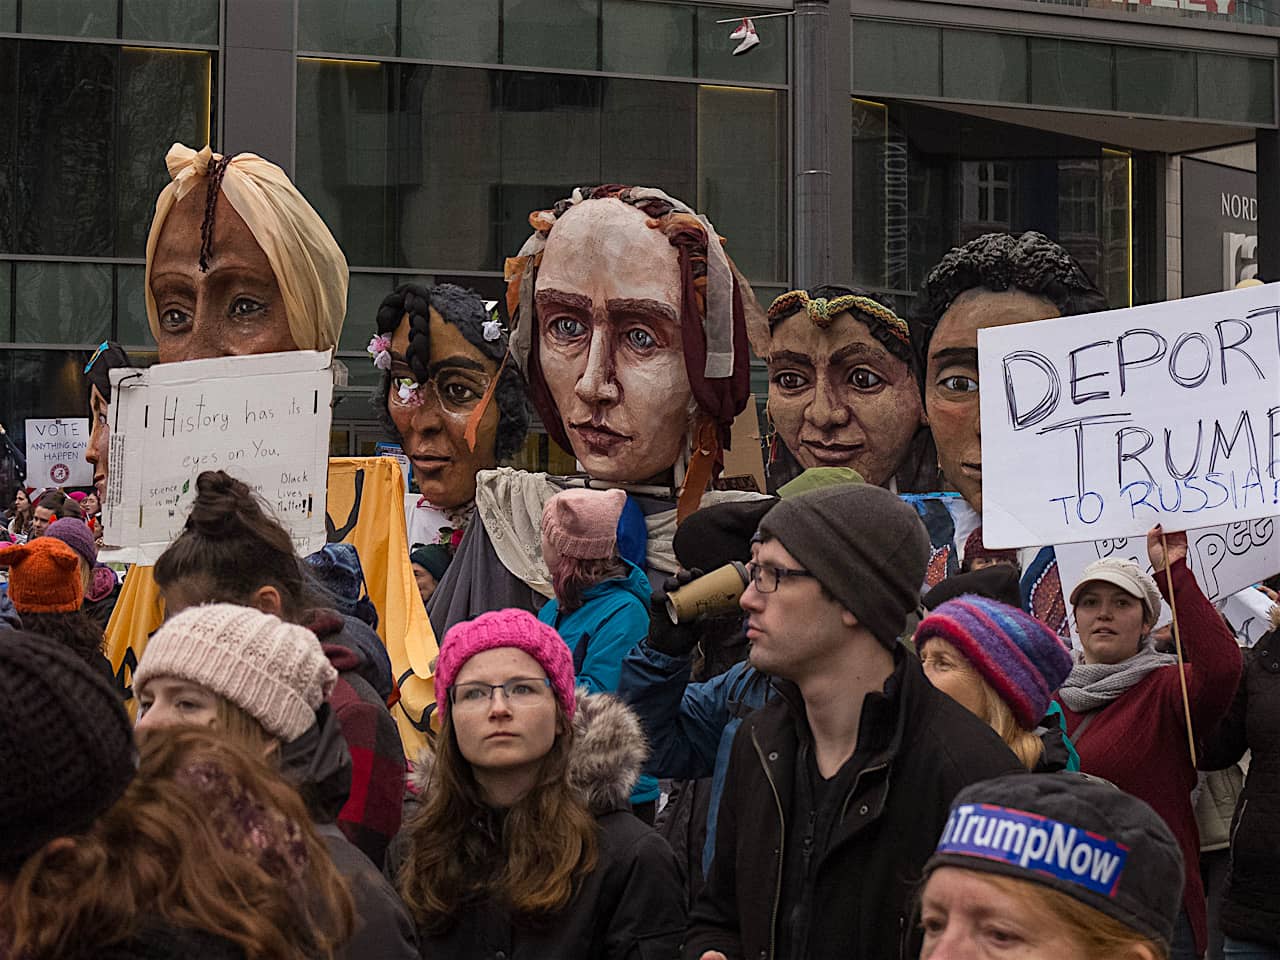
[
  {"left": 536, "top": 488, "right": 658, "bottom": 817},
  {"left": 397, "top": 607, "right": 685, "bottom": 959}
]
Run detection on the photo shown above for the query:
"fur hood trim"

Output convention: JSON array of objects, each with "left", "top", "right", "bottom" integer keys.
[{"left": 410, "top": 689, "right": 649, "bottom": 816}]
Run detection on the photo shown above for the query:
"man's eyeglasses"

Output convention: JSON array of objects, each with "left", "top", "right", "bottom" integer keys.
[
  {"left": 745, "top": 561, "right": 815, "bottom": 594},
  {"left": 449, "top": 677, "right": 552, "bottom": 710}
]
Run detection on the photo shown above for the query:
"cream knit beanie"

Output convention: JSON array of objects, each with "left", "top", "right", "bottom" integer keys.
[{"left": 135, "top": 603, "right": 337, "bottom": 742}]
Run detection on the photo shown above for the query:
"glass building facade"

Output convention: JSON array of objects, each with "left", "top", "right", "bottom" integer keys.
[{"left": 2, "top": 0, "right": 1277, "bottom": 464}]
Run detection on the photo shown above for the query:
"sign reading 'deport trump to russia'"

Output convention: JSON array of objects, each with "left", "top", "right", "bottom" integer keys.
[{"left": 978, "top": 282, "right": 1280, "bottom": 548}]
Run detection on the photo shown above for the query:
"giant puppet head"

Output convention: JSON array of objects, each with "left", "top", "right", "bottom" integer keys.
[
  {"left": 145, "top": 144, "right": 348, "bottom": 363},
  {"left": 503, "top": 186, "right": 754, "bottom": 507},
  {"left": 915, "top": 232, "right": 1106, "bottom": 514},
  {"left": 756, "top": 285, "right": 927, "bottom": 489},
  {"left": 370, "top": 283, "right": 530, "bottom": 511}
]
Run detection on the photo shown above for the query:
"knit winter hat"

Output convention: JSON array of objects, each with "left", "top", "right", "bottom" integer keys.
[
  {"left": 0, "top": 537, "right": 84, "bottom": 613},
  {"left": 541, "top": 488, "right": 627, "bottom": 564},
  {"left": 435, "top": 608, "right": 576, "bottom": 720},
  {"left": 758, "top": 484, "right": 930, "bottom": 647},
  {"left": 673, "top": 497, "right": 777, "bottom": 571},
  {"left": 926, "top": 772, "right": 1184, "bottom": 949},
  {"left": 135, "top": 603, "right": 337, "bottom": 742},
  {"left": 776, "top": 466, "right": 864, "bottom": 499},
  {"left": 46, "top": 517, "right": 97, "bottom": 565},
  {"left": 409, "top": 543, "right": 453, "bottom": 582},
  {"left": 916, "top": 596, "right": 1073, "bottom": 728},
  {"left": 1069, "top": 558, "right": 1163, "bottom": 622},
  {"left": 67, "top": 491, "right": 88, "bottom": 503},
  {"left": 0, "top": 631, "right": 136, "bottom": 876},
  {"left": 923, "top": 565, "right": 1022, "bottom": 612},
  {"left": 962, "top": 527, "right": 1018, "bottom": 570}
]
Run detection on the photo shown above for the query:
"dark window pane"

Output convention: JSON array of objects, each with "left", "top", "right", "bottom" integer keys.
[
  {"left": 0, "top": 262, "right": 11, "bottom": 340},
  {"left": 697, "top": 85, "right": 787, "bottom": 281},
  {"left": 15, "top": 261, "right": 112, "bottom": 344},
  {"left": 123, "top": 0, "right": 218, "bottom": 45},
  {"left": 342, "top": 272, "right": 396, "bottom": 353},
  {"left": 115, "top": 264, "right": 150, "bottom": 347},
  {"left": 1028, "top": 39, "right": 1112, "bottom": 111},
  {"left": 852, "top": 20, "right": 939, "bottom": 98},
  {"left": 943, "top": 31, "right": 1027, "bottom": 104},
  {"left": 696, "top": 7, "right": 786, "bottom": 86},
  {"left": 296, "top": 58, "right": 395, "bottom": 267},
  {"left": 402, "top": 0, "right": 499, "bottom": 63},
  {"left": 602, "top": 0, "right": 694, "bottom": 78},
  {"left": 0, "top": 0, "right": 15, "bottom": 31},
  {"left": 116, "top": 48, "right": 214, "bottom": 256},
  {"left": 600, "top": 78, "right": 695, "bottom": 198},
  {"left": 1197, "top": 54, "right": 1273, "bottom": 124},
  {"left": 21, "top": 0, "right": 116, "bottom": 38},
  {"left": 397, "top": 66, "right": 500, "bottom": 271},
  {"left": 298, "top": 0, "right": 396, "bottom": 56},
  {"left": 0, "top": 41, "right": 16, "bottom": 253},
  {"left": 503, "top": 0, "right": 597, "bottom": 71},
  {"left": 16, "top": 41, "right": 116, "bottom": 256},
  {"left": 1115, "top": 46, "right": 1194, "bottom": 117},
  {"left": 0, "top": 351, "right": 103, "bottom": 462}
]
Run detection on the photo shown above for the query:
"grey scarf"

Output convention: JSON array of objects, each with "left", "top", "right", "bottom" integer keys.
[{"left": 1057, "top": 640, "right": 1177, "bottom": 714}]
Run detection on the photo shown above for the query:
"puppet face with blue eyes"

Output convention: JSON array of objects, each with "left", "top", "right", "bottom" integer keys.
[{"left": 533, "top": 198, "right": 693, "bottom": 483}]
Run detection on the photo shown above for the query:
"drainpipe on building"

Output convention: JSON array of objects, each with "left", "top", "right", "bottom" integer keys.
[
  {"left": 794, "top": 0, "right": 832, "bottom": 289},
  {"left": 1257, "top": 129, "right": 1280, "bottom": 283}
]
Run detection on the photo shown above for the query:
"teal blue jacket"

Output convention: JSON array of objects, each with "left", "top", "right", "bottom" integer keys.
[{"left": 539, "top": 560, "right": 659, "bottom": 804}]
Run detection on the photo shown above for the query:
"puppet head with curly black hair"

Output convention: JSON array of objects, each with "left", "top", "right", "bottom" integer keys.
[
  {"left": 504, "top": 185, "right": 757, "bottom": 517},
  {"left": 372, "top": 283, "right": 530, "bottom": 510},
  {"left": 914, "top": 231, "right": 1106, "bottom": 512}
]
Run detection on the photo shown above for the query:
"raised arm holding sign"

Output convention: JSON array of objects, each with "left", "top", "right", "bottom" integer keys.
[{"left": 979, "top": 282, "right": 1280, "bottom": 548}]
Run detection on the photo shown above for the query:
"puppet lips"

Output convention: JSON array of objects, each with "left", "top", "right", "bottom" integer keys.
[
  {"left": 960, "top": 461, "right": 983, "bottom": 479},
  {"left": 801, "top": 440, "right": 863, "bottom": 464},
  {"left": 410, "top": 453, "right": 452, "bottom": 472},
  {"left": 570, "top": 422, "right": 630, "bottom": 454}
]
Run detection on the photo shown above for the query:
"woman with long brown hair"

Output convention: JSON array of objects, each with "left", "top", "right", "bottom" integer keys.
[
  {"left": 0, "top": 632, "right": 352, "bottom": 960},
  {"left": 398, "top": 608, "right": 686, "bottom": 958}
]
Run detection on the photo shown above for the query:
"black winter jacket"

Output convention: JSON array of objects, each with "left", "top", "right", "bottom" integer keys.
[
  {"left": 685, "top": 650, "right": 1025, "bottom": 960},
  {"left": 1200, "top": 618, "right": 1280, "bottom": 949}
]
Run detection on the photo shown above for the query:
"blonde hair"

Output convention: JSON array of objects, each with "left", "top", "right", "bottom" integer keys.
[
  {"left": 977, "top": 679, "right": 1045, "bottom": 771},
  {"left": 978, "top": 873, "right": 1168, "bottom": 959},
  {"left": 216, "top": 698, "right": 278, "bottom": 756}
]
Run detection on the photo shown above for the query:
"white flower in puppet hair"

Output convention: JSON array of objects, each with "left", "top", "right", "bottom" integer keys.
[
  {"left": 481, "top": 301, "right": 503, "bottom": 342},
  {"left": 730, "top": 17, "right": 759, "bottom": 55},
  {"left": 367, "top": 333, "right": 393, "bottom": 371}
]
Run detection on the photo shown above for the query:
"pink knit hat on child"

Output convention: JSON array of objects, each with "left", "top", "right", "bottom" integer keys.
[
  {"left": 434, "top": 608, "right": 576, "bottom": 720},
  {"left": 540, "top": 488, "right": 627, "bottom": 566}
]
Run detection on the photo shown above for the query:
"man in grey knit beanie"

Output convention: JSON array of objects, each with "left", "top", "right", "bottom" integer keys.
[{"left": 687, "top": 483, "right": 1023, "bottom": 960}]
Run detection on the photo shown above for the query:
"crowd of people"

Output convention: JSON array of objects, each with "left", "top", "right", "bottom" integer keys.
[{"left": 0, "top": 140, "right": 1275, "bottom": 960}]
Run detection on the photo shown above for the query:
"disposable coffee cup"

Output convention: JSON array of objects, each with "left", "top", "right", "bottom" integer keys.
[{"left": 665, "top": 561, "right": 749, "bottom": 624}]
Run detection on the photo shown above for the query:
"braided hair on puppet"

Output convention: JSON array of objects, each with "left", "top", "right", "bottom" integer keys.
[
  {"left": 912, "top": 231, "right": 1107, "bottom": 371},
  {"left": 373, "top": 283, "right": 530, "bottom": 462}
]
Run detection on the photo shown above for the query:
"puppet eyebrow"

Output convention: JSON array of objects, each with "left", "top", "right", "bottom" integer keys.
[
  {"left": 428, "top": 355, "right": 489, "bottom": 377},
  {"left": 535, "top": 290, "right": 592, "bottom": 314},
  {"left": 929, "top": 346, "right": 979, "bottom": 367},
  {"left": 607, "top": 298, "right": 679, "bottom": 325},
  {"left": 766, "top": 350, "right": 815, "bottom": 368},
  {"left": 830, "top": 342, "right": 889, "bottom": 365}
]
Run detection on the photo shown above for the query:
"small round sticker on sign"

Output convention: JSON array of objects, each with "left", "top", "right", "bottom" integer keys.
[{"left": 50, "top": 463, "right": 70, "bottom": 484}]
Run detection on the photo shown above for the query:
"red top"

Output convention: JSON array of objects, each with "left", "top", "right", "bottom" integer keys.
[{"left": 1056, "top": 559, "right": 1242, "bottom": 954}]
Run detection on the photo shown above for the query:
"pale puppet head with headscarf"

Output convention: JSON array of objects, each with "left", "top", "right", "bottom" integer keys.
[
  {"left": 504, "top": 185, "right": 758, "bottom": 518},
  {"left": 145, "top": 144, "right": 348, "bottom": 363}
]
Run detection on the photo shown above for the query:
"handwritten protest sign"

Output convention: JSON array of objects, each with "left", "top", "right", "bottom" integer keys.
[
  {"left": 1054, "top": 518, "right": 1279, "bottom": 644},
  {"left": 101, "top": 351, "right": 333, "bottom": 564},
  {"left": 979, "top": 282, "right": 1280, "bottom": 547},
  {"left": 25, "top": 418, "right": 92, "bottom": 487},
  {"left": 1223, "top": 587, "right": 1276, "bottom": 648}
]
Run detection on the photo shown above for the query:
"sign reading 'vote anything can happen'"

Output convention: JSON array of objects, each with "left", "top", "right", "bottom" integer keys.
[{"left": 979, "top": 283, "right": 1280, "bottom": 548}]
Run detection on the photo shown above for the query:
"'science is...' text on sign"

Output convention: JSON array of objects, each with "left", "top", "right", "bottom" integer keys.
[{"left": 979, "top": 283, "right": 1280, "bottom": 548}]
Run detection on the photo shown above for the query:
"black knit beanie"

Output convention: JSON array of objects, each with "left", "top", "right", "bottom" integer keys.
[
  {"left": 758, "top": 484, "right": 929, "bottom": 647},
  {"left": 674, "top": 497, "right": 778, "bottom": 571},
  {"left": 0, "top": 631, "right": 136, "bottom": 876},
  {"left": 923, "top": 564, "right": 1023, "bottom": 611},
  {"left": 926, "top": 772, "right": 1184, "bottom": 949}
]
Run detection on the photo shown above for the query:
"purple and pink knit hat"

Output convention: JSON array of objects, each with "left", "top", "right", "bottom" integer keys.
[
  {"left": 434, "top": 608, "right": 577, "bottom": 720},
  {"left": 915, "top": 594, "right": 1072, "bottom": 729}
]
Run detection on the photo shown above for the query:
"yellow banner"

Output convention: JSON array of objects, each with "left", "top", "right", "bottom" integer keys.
[{"left": 105, "top": 456, "right": 438, "bottom": 756}]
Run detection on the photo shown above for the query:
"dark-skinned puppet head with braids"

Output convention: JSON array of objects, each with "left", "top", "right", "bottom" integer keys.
[
  {"left": 504, "top": 185, "right": 758, "bottom": 519},
  {"left": 370, "top": 284, "right": 530, "bottom": 511},
  {"left": 914, "top": 231, "right": 1106, "bottom": 514}
]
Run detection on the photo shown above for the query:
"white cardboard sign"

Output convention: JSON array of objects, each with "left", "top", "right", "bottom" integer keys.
[
  {"left": 979, "top": 282, "right": 1280, "bottom": 548},
  {"left": 1222, "top": 588, "right": 1276, "bottom": 648},
  {"left": 1054, "top": 518, "right": 1280, "bottom": 645},
  {"left": 24, "top": 418, "right": 93, "bottom": 487},
  {"left": 101, "top": 351, "right": 334, "bottom": 564}
]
